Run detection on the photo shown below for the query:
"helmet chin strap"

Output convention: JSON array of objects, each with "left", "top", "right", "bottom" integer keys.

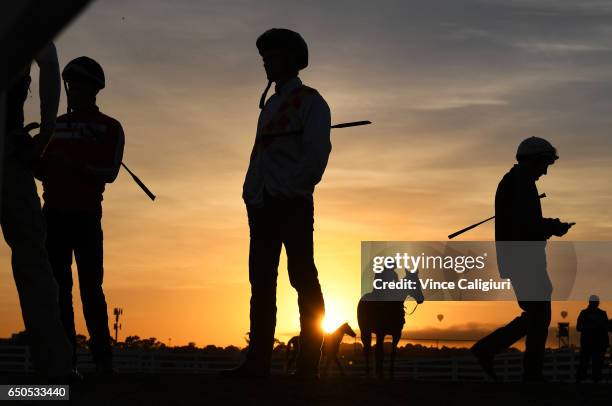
[
  {"left": 63, "top": 79, "right": 73, "bottom": 130},
  {"left": 63, "top": 80, "right": 71, "bottom": 112},
  {"left": 259, "top": 80, "right": 272, "bottom": 110}
]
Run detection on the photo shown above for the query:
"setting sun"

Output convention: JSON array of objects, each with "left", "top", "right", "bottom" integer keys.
[
  {"left": 321, "top": 312, "right": 345, "bottom": 333},
  {"left": 320, "top": 296, "right": 358, "bottom": 334},
  {"left": 321, "top": 317, "right": 339, "bottom": 334}
]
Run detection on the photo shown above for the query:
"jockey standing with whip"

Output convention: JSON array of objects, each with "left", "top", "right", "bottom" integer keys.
[
  {"left": 228, "top": 28, "right": 331, "bottom": 380},
  {"left": 35, "top": 56, "right": 124, "bottom": 375}
]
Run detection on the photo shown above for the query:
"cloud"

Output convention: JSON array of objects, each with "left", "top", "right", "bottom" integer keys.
[
  {"left": 414, "top": 97, "right": 508, "bottom": 111},
  {"left": 514, "top": 41, "right": 612, "bottom": 54},
  {"left": 402, "top": 323, "right": 497, "bottom": 341}
]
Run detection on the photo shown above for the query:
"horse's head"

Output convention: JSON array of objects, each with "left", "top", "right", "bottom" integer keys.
[
  {"left": 341, "top": 322, "right": 357, "bottom": 338},
  {"left": 404, "top": 269, "right": 424, "bottom": 304}
]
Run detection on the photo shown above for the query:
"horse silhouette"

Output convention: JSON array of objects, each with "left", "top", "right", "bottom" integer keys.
[
  {"left": 285, "top": 336, "right": 299, "bottom": 373},
  {"left": 321, "top": 322, "right": 356, "bottom": 376},
  {"left": 357, "top": 267, "right": 424, "bottom": 378},
  {"left": 285, "top": 322, "right": 357, "bottom": 375}
]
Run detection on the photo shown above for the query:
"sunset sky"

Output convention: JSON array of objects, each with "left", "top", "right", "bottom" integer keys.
[{"left": 1, "top": 0, "right": 612, "bottom": 347}]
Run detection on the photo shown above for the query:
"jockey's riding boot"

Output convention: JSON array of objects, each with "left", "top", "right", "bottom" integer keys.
[{"left": 470, "top": 344, "right": 498, "bottom": 381}]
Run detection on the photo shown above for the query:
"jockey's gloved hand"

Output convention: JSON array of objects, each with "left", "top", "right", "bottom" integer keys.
[{"left": 549, "top": 218, "right": 574, "bottom": 237}]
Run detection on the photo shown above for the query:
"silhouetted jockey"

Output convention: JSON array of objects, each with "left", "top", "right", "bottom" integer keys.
[
  {"left": 34, "top": 56, "right": 124, "bottom": 375},
  {"left": 576, "top": 295, "right": 609, "bottom": 383},
  {"left": 227, "top": 28, "right": 331, "bottom": 379},
  {"left": 471, "top": 137, "right": 573, "bottom": 383},
  {"left": 2, "top": 42, "right": 73, "bottom": 379}
]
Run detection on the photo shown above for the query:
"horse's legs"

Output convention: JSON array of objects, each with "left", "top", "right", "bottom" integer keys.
[
  {"left": 375, "top": 334, "right": 384, "bottom": 379},
  {"left": 334, "top": 356, "right": 345, "bottom": 376},
  {"left": 322, "top": 355, "right": 330, "bottom": 376},
  {"left": 362, "top": 332, "right": 371, "bottom": 377},
  {"left": 286, "top": 348, "right": 297, "bottom": 373},
  {"left": 286, "top": 351, "right": 293, "bottom": 373},
  {"left": 390, "top": 334, "right": 400, "bottom": 379}
]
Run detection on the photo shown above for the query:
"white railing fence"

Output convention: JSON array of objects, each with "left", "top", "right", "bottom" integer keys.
[{"left": 1, "top": 345, "right": 610, "bottom": 382}]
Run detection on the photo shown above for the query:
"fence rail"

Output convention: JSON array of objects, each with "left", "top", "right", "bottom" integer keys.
[{"left": 0, "top": 345, "right": 609, "bottom": 382}]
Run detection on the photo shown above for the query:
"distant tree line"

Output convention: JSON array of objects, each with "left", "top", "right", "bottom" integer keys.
[{"left": 1, "top": 331, "right": 519, "bottom": 358}]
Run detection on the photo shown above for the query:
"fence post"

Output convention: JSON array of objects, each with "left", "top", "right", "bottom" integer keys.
[
  {"left": 24, "top": 346, "right": 30, "bottom": 373},
  {"left": 569, "top": 348, "right": 578, "bottom": 380}
]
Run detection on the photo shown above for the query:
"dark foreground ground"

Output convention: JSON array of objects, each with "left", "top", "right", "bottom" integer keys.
[{"left": 2, "top": 374, "right": 611, "bottom": 406}]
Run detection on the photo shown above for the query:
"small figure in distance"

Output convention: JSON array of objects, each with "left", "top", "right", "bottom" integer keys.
[{"left": 576, "top": 295, "right": 609, "bottom": 383}]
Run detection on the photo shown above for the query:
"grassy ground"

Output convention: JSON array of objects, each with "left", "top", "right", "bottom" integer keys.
[
  {"left": 1, "top": 373, "right": 610, "bottom": 405},
  {"left": 52, "top": 374, "right": 612, "bottom": 406}
]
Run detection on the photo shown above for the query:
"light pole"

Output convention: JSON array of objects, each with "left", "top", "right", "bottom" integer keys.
[{"left": 113, "top": 308, "right": 123, "bottom": 343}]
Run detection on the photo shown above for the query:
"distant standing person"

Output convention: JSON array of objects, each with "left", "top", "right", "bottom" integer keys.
[
  {"left": 576, "top": 295, "right": 609, "bottom": 383},
  {"left": 230, "top": 28, "right": 331, "bottom": 379},
  {"left": 35, "top": 56, "right": 124, "bottom": 374},
  {"left": 471, "top": 137, "right": 573, "bottom": 382},
  {"left": 2, "top": 42, "right": 73, "bottom": 380}
]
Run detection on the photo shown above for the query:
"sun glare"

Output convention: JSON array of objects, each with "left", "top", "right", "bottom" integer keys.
[{"left": 321, "top": 313, "right": 344, "bottom": 333}]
